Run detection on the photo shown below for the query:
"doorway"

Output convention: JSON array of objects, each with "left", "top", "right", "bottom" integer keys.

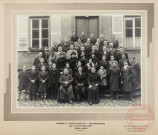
[{"left": 75, "top": 16, "right": 99, "bottom": 38}]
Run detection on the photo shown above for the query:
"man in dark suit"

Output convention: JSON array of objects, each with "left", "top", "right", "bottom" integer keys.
[
  {"left": 71, "top": 31, "right": 78, "bottom": 43},
  {"left": 89, "top": 34, "right": 97, "bottom": 45},
  {"left": 74, "top": 67, "right": 87, "bottom": 102},
  {"left": 80, "top": 32, "right": 87, "bottom": 43}
]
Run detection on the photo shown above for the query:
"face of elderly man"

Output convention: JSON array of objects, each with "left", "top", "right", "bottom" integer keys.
[
  {"left": 70, "top": 45, "right": 74, "bottom": 50},
  {"left": 58, "top": 47, "right": 62, "bottom": 52},
  {"left": 90, "top": 34, "right": 94, "bottom": 38}
]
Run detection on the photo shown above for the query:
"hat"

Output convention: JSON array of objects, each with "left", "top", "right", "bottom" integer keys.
[{"left": 70, "top": 51, "right": 76, "bottom": 55}]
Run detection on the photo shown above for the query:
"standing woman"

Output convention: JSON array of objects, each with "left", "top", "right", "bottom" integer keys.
[
  {"left": 28, "top": 65, "right": 39, "bottom": 100},
  {"left": 108, "top": 62, "right": 120, "bottom": 100},
  {"left": 121, "top": 60, "right": 134, "bottom": 101},
  {"left": 48, "top": 63, "right": 60, "bottom": 100},
  {"left": 39, "top": 65, "right": 49, "bottom": 100}
]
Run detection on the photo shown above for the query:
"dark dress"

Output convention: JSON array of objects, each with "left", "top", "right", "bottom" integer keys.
[
  {"left": 48, "top": 69, "right": 60, "bottom": 99},
  {"left": 69, "top": 57, "right": 78, "bottom": 70},
  {"left": 39, "top": 71, "right": 49, "bottom": 93},
  {"left": 58, "top": 74, "right": 74, "bottom": 101},
  {"left": 18, "top": 71, "right": 29, "bottom": 92},
  {"left": 121, "top": 66, "right": 134, "bottom": 92},
  {"left": 108, "top": 67, "right": 120, "bottom": 91},
  {"left": 28, "top": 70, "right": 39, "bottom": 92},
  {"left": 87, "top": 72, "right": 100, "bottom": 103},
  {"left": 57, "top": 57, "right": 67, "bottom": 70}
]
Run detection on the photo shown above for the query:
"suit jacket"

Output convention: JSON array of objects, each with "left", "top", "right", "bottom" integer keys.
[
  {"left": 80, "top": 35, "right": 87, "bottom": 43},
  {"left": 71, "top": 36, "right": 78, "bottom": 42},
  {"left": 74, "top": 72, "right": 87, "bottom": 85},
  {"left": 59, "top": 74, "right": 73, "bottom": 87}
]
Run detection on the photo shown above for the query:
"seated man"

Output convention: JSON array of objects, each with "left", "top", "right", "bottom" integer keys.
[
  {"left": 58, "top": 68, "right": 74, "bottom": 104},
  {"left": 87, "top": 66, "right": 100, "bottom": 105},
  {"left": 74, "top": 67, "right": 87, "bottom": 102}
]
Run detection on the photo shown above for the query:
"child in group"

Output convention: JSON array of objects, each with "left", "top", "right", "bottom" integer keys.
[
  {"left": 39, "top": 65, "right": 49, "bottom": 100},
  {"left": 58, "top": 68, "right": 74, "bottom": 104},
  {"left": 98, "top": 66, "right": 107, "bottom": 97},
  {"left": 48, "top": 63, "right": 60, "bottom": 100},
  {"left": 28, "top": 65, "right": 39, "bottom": 100},
  {"left": 108, "top": 62, "right": 120, "bottom": 100},
  {"left": 18, "top": 65, "right": 29, "bottom": 101},
  {"left": 65, "top": 62, "right": 73, "bottom": 75},
  {"left": 87, "top": 66, "right": 100, "bottom": 105}
]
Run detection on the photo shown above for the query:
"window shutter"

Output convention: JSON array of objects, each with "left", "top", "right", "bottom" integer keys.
[
  {"left": 112, "top": 15, "right": 123, "bottom": 47},
  {"left": 17, "top": 16, "right": 29, "bottom": 51},
  {"left": 50, "top": 16, "right": 61, "bottom": 46}
]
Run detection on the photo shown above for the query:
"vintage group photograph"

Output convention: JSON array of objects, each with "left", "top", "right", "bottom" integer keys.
[{"left": 17, "top": 14, "right": 141, "bottom": 107}]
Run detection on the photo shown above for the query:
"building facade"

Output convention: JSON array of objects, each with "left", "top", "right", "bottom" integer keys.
[{"left": 17, "top": 15, "right": 141, "bottom": 68}]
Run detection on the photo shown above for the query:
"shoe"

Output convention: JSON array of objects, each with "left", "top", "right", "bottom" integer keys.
[
  {"left": 89, "top": 102, "right": 92, "bottom": 105},
  {"left": 70, "top": 100, "right": 74, "bottom": 104}
]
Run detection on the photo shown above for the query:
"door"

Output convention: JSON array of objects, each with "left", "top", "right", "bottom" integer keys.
[{"left": 76, "top": 16, "right": 99, "bottom": 38}]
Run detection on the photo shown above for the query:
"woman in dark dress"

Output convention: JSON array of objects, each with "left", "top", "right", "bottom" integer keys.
[
  {"left": 87, "top": 66, "right": 100, "bottom": 105},
  {"left": 39, "top": 65, "right": 49, "bottom": 100},
  {"left": 108, "top": 62, "right": 120, "bottom": 100},
  {"left": 18, "top": 65, "right": 29, "bottom": 101},
  {"left": 48, "top": 63, "right": 60, "bottom": 100},
  {"left": 121, "top": 60, "right": 134, "bottom": 101},
  {"left": 28, "top": 65, "right": 39, "bottom": 100}
]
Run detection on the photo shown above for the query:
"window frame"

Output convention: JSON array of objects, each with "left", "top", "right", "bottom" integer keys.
[
  {"left": 30, "top": 16, "right": 50, "bottom": 49},
  {"left": 124, "top": 17, "right": 141, "bottom": 48}
]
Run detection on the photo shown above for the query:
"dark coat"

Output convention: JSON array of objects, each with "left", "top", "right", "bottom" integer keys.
[
  {"left": 33, "top": 57, "right": 43, "bottom": 67},
  {"left": 87, "top": 72, "right": 100, "bottom": 86},
  {"left": 68, "top": 57, "right": 78, "bottom": 69},
  {"left": 57, "top": 57, "right": 67, "bottom": 70},
  {"left": 39, "top": 71, "right": 49, "bottom": 93},
  {"left": 116, "top": 52, "right": 129, "bottom": 61},
  {"left": 87, "top": 72, "right": 100, "bottom": 103},
  {"left": 130, "top": 62, "right": 141, "bottom": 84},
  {"left": 18, "top": 71, "right": 29, "bottom": 91},
  {"left": 90, "top": 37, "right": 97, "bottom": 45},
  {"left": 121, "top": 66, "right": 134, "bottom": 91},
  {"left": 108, "top": 67, "right": 120, "bottom": 91},
  {"left": 71, "top": 36, "right": 78, "bottom": 42},
  {"left": 74, "top": 72, "right": 87, "bottom": 86},
  {"left": 28, "top": 70, "right": 39, "bottom": 92},
  {"left": 48, "top": 69, "right": 60, "bottom": 88},
  {"left": 101, "top": 51, "right": 111, "bottom": 61},
  {"left": 58, "top": 74, "right": 74, "bottom": 100},
  {"left": 80, "top": 35, "right": 87, "bottom": 43}
]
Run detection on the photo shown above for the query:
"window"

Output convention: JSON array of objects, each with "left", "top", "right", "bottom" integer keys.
[
  {"left": 124, "top": 17, "right": 141, "bottom": 48},
  {"left": 30, "top": 17, "right": 49, "bottom": 49}
]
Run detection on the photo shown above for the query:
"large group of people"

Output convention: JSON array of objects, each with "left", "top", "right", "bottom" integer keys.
[{"left": 18, "top": 31, "right": 141, "bottom": 105}]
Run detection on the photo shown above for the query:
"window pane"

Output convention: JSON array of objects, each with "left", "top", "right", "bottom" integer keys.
[
  {"left": 32, "top": 40, "right": 39, "bottom": 48},
  {"left": 42, "top": 29, "right": 48, "bottom": 38},
  {"left": 126, "top": 20, "right": 133, "bottom": 27},
  {"left": 42, "top": 39, "right": 48, "bottom": 47},
  {"left": 135, "top": 28, "right": 141, "bottom": 37},
  {"left": 32, "top": 30, "right": 39, "bottom": 38},
  {"left": 42, "top": 19, "right": 48, "bottom": 28},
  {"left": 32, "top": 20, "right": 39, "bottom": 28},
  {"left": 135, "top": 18, "right": 141, "bottom": 27},
  {"left": 126, "top": 29, "right": 133, "bottom": 37}
]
